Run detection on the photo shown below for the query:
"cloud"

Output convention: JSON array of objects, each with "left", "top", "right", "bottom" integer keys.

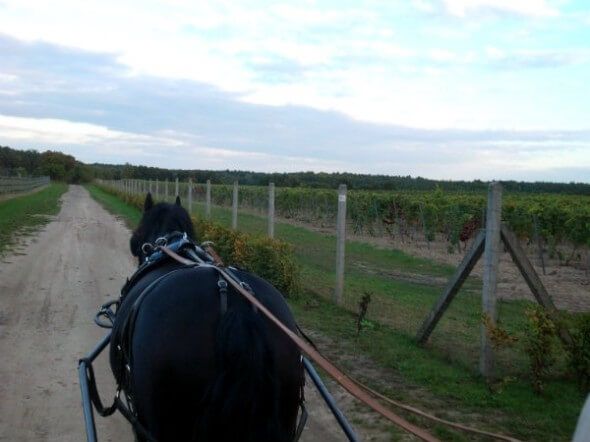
[
  {"left": 439, "top": 0, "right": 560, "bottom": 18},
  {"left": 485, "top": 47, "right": 590, "bottom": 69},
  {"left": 0, "top": 34, "right": 589, "bottom": 182}
]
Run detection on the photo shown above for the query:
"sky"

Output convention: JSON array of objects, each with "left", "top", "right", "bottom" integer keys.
[{"left": 0, "top": 0, "right": 589, "bottom": 182}]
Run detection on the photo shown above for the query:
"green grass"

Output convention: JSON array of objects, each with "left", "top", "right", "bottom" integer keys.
[
  {"left": 190, "top": 202, "right": 540, "bottom": 374},
  {"left": 189, "top": 201, "right": 587, "bottom": 440},
  {"left": 92, "top": 189, "right": 587, "bottom": 441},
  {"left": 291, "top": 294, "right": 583, "bottom": 441},
  {"left": 0, "top": 183, "right": 68, "bottom": 255}
]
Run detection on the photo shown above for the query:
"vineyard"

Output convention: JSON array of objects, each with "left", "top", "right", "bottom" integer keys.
[
  {"left": 94, "top": 179, "right": 590, "bottom": 440},
  {"left": 189, "top": 183, "right": 590, "bottom": 263}
]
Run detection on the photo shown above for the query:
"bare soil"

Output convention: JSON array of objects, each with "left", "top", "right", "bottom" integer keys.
[
  {"left": 0, "top": 185, "right": 352, "bottom": 441},
  {"left": 356, "top": 232, "right": 590, "bottom": 313},
  {"left": 276, "top": 214, "right": 590, "bottom": 313}
]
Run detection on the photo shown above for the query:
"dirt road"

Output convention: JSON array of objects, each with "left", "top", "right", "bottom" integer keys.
[{"left": 0, "top": 186, "right": 354, "bottom": 442}]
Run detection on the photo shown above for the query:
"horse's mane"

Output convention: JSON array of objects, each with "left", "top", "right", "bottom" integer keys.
[
  {"left": 138, "top": 202, "right": 195, "bottom": 240},
  {"left": 130, "top": 196, "right": 195, "bottom": 260}
]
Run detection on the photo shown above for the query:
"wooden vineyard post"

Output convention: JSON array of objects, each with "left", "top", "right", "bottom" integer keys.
[
  {"left": 149, "top": 179, "right": 152, "bottom": 194},
  {"left": 188, "top": 179, "right": 192, "bottom": 214},
  {"left": 165, "top": 179, "right": 169, "bottom": 201},
  {"left": 501, "top": 224, "right": 572, "bottom": 346},
  {"left": 268, "top": 182, "right": 275, "bottom": 238},
  {"left": 232, "top": 181, "right": 238, "bottom": 230},
  {"left": 155, "top": 179, "right": 159, "bottom": 200},
  {"left": 206, "top": 180, "right": 211, "bottom": 218},
  {"left": 416, "top": 230, "right": 485, "bottom": 344},
  {"left": 416, "top": 181, "right": 568, "bottom": 377},
  {"left": 175, "top": 178, "right": 179, "bottom": 198},
  {"left": 480, "top": 182, "right": 502, "bottom": 380},
  {"left": 334, "top": 184, "right": 347, "bottom": 305}
]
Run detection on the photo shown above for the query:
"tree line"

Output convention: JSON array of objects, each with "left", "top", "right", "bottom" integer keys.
[
  {"left": 0, "top": 146, "right": 95, "bottom": 183},
  {"left": 1, "top": 145, "right": 589, "bottom": 195}
]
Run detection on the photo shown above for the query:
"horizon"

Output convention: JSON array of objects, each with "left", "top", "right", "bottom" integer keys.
[
  {"left": 1, "top": 1, "right": 589, "bottom": 183},
  {"left": 4, "top": 144, "right": 590, "bottom": 185}
]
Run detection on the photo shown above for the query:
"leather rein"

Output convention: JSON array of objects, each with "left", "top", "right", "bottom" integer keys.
[{"left": 158, "top": 244, "right": 440, "bottom": 442}]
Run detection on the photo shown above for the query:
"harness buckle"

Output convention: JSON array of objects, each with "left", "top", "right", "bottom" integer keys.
[
  {"left": 141, "top": 242, "right": 154, "bottom": 256},
  {"left": 154, "top": 236, "right": 168, "bottom": 247}
]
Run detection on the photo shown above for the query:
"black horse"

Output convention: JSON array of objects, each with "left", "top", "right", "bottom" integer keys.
[{"left": 109, "top": 193, "right": 305, "bottom": 442}]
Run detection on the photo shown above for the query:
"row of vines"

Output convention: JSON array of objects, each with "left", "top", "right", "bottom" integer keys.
[
  {"left": 111, "top": 178, "right": 590, "bottom": 261},
  {"left": 190, "top": 183, "right": 590, "bottom": 255}
]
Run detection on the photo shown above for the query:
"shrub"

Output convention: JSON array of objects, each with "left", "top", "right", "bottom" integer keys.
[
  {"left": 565, "top": 313, "right": 590, "bottom": 392},
  {"left": 95, "top": 184, "right": 301, "bottom": 298},
  {"left": 193, "top": 217, "right": 301, "bottom": 298},
  {"left": 524, "top": 306, "right": 556, "bottom": 394}
]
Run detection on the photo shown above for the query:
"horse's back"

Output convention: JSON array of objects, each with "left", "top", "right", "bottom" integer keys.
[{"left": 113, "top": 264, "right": 303, "bottom": 442}]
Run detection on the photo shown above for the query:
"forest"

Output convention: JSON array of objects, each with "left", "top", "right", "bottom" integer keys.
[{"left": 1, "top": 145, "right": 589, "bottom": 195}]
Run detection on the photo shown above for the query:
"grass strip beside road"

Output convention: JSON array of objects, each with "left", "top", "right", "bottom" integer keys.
[
  {"left": 0, "top": 183, "right": 68, "bottom": 255},
  {"left": 86, "top": 184, "right": 142, "bottom": 229},
  {"left": 89, "top": 187, "right": 585, "bottom": 441}
]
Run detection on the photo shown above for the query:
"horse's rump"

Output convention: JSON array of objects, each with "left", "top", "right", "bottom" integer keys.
[{"left": 111, "top": 264, "right": 303, "bottom": 442}]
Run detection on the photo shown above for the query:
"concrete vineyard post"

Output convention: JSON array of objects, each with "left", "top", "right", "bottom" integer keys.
[
  {"left": 480, "top": 182, "right": 502, "bottom": 380},
  {"left": 175, "top": 178, "right": 179, "bottom": 198},
  {"left": 188, "top": 179, "right": 192, "bottom": 214},
  {"left": 206, "top": 180, "right": 211, "bottom": 218},
  {"left": 165, "top": 179, "right": 169, "bottom": 202},
  {"left": 268, "top": 182, "right": 275, "bottom": 238},
  {"left": 232, "top": 181, "right": 238, "bottom": 230},
  {"left": 335, "top": 184, "right": 347, "bottom": 305}
]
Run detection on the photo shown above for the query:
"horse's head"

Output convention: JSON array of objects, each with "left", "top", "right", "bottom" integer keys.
[{"left": 130, "top": 193, "right": 195, "bottom": 265}]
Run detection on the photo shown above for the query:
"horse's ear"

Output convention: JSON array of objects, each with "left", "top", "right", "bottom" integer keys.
[
  {"left": 175, "top": 196, "right": 181, "bottom": 206},
  {"left": 144, "top": 193, "right": 154, "bottom": 212}
]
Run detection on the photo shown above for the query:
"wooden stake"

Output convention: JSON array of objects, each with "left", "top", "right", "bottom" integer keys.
[
  {"left": 188, "top": 179, "right": 192, "bottom": 214},
  {"left": 416, "top": 230, "right": 485, "bottom": 344},
  {"left": 206, "top": 179, "right": 211, "bottom": 218},
  {"left": 501, "top": 224, "right": 572, "bottom": 346},
  {"left": 268, "top": 182, "right": 275, "bottom": 238},
  {"left": 232, "top": 181, "right": 238, "bottom": 229}
]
